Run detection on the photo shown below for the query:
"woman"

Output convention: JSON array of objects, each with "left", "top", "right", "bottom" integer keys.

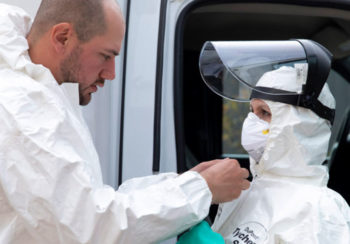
[
  {"left": 178, "top": 65, "right": 350, "bottom": 243},
  {"left": 178, "top": 40, "right": 350, "bottom": 243},
  {"left": 211, "top": 66, "right": 350, "bottom": 243}
]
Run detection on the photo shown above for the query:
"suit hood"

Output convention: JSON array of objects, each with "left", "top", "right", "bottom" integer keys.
[{"left": 251, "top": 66, "right": 335, "bottom": 186}]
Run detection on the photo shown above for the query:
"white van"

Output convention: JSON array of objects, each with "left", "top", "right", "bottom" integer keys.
[
  {"left": 6, "top": 0, "right": 350, "bottom": 243},
  {"left": 110, "top": 0, "right": 350, "bottom": 201}
]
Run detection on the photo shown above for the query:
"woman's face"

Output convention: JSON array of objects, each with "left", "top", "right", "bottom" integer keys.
[{"left": 250, "top": 99, "right": 272, "bottom": 123}]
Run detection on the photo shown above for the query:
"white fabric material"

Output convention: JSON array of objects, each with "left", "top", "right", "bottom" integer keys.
[
  {"left": 241, "top": 112, "right": 270, "bottom": 163},
  {"left": 256, "top": 65, "right": 336, "bottom": 109},
  {"left": 212, "top": 66, "right": 350, "bottom": 243},
  {"left": 0, "top": 4, "right": 212, "bottom": 244}
]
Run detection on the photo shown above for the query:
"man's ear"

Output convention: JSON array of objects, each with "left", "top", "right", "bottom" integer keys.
[{"left": 50, "top": 23, "right": 75, "bottom": 53}]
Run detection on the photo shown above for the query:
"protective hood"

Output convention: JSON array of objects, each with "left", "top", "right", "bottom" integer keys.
[
  {"left": 252, "top": 66, "right": 335, "bottom": 186},
  {"left": 0, "top": 3, "right": 82, "bottom": 115},
  {"left": 0, "top": 4, "right": 53, "bottom": 87},
  {"left": 0, "top": 4, "right": 31, "bottom": 68}
]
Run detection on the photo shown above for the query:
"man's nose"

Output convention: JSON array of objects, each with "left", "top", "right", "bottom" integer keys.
[{"left": 101, "top": 58, "right": 116, "bottom": 80}]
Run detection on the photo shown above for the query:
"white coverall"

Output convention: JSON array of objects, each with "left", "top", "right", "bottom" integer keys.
[
  {"left": 212, "top": 67, "right": 350, "bottom": 243},
  {"left": 0, "top": 4, "right": 212, "bottom": 244}
]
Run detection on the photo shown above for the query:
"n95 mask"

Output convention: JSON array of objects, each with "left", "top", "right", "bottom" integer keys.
[{"left": 241, "top": 112, "right": 270, "bottom": 162}]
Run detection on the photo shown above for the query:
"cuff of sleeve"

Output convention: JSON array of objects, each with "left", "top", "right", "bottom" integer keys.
[{"left": 174, "top": 171, "right": 212, "bottom": 219}]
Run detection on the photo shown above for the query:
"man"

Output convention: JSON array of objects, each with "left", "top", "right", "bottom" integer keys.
[{"left": 0, "top": 0, "right": 250, "bottom": 243}]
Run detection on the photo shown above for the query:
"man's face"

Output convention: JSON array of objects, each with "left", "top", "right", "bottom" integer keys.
[{"left": 60, "top": 7, "right": 125, "bottom": 105}]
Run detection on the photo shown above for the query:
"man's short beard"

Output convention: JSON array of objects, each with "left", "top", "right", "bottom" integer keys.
[{"left": 60, "top": 46, "right": 82, "bottom": 84}]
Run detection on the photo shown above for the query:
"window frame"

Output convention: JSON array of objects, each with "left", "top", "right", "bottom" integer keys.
[{"left": 174, "top": 0, "right": 350, "bottom": 174}]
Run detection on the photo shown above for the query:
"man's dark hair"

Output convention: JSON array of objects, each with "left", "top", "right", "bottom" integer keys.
[{"left": 30, "top": 0, "right": 107, "bottom": 43}]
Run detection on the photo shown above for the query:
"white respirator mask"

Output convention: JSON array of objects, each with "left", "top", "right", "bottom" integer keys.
[{"left": 241, "top": 112, "right": 270, "bottom": 162}]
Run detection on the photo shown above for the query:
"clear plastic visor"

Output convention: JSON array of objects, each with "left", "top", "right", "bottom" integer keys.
[{"left": 199, "top": 41, "right": 308, "bottom": 101}]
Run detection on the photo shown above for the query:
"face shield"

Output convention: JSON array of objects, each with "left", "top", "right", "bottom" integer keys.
[{"left": 199, "top": 40, "right": 335, "bottom": 124}]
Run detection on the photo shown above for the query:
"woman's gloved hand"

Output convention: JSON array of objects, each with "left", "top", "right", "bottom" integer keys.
[{"left": 177, "top": 221, "right": 224, "bottom": 244}]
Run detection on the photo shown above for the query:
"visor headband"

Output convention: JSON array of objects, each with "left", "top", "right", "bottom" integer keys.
[{"left": 251, "top": 86, "right": 335, "bottom": 125}]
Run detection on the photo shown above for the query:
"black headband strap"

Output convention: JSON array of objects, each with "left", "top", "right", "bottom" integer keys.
[{"left": 251, "top": 86, "right": 335, "bottom": 124}]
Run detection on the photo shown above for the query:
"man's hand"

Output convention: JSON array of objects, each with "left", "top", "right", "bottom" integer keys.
[{"left": 191, "top": 158, "right": 250, "bottom": 204}]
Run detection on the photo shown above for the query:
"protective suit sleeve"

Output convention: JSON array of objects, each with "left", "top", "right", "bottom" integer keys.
[
  {"left": 0, "top": 78, "right": 212, "bottom": 243},
  {"left": 117, "top": 172, "right": 179, "bottom": 193}
]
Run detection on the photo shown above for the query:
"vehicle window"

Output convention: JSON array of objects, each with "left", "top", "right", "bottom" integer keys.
[
  {"left": 175, "top": 2, "right": 350, "bottom": 174},
  {"left": 222, "top": 101, "right": 249, "bottom": 156}
]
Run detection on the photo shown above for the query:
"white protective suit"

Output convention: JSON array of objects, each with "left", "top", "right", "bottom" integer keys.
[
  {"left": 212, "top": 66, "right": 350, "bottom": 243},
  {"left": 0, "top": 4, "right": 212, "bottom": 244}
]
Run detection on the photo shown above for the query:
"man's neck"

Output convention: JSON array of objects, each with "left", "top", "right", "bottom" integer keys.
[{"left": 27, "top": 34, "right": 62, "bottom": 84}]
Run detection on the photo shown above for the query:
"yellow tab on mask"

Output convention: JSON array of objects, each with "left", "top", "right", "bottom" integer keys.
[{"left": 262, "top": 129, "right": 269, "bottom": 135}]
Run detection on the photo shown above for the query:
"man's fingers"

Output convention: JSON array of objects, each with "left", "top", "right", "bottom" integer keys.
[
  {"left": 241, "top": 180, "right": 251, "bottom": 190},
  {"left": 198, "top": 158, "right": 252, "bottom": 203},
  {"left": 240, "top": 168, "right": 250, "bottom": 190},
  {"left": 241, "top": 168, "right": 250, "bottom": 179},
  {"left": 190, "top": 160, "right": 219, "bottom": 173}
]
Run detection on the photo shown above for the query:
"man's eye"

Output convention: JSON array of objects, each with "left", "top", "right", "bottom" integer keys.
[{"left": 102, "top": 54, "right": 111, "bottom": 61}]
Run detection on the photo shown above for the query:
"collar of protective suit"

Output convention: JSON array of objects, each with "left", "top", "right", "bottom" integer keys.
[
  {"left": 0, "top": 3, "right": 103, "bottom": 184},
  {"left": 0, "top": 5, "right": 52, "bottom": 85},
  {"left": 251, "top": 66, "right": 334, "bottom": 186},
  {"left": 0, "top": 4, "right": 80, "bottom": 108}
]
